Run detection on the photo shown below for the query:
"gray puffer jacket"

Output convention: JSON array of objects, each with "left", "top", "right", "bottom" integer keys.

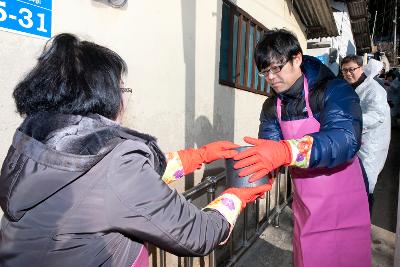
[{"left": 0, "top": 113, "right": 229, "bottom": 267}]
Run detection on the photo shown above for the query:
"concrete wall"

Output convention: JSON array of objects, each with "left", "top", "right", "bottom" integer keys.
[
  {"left": 330, "top": 0, "right": 356, "bottom": 58},
  {"left": 0, "top": 0, "right": 306, "bottom": 212}
]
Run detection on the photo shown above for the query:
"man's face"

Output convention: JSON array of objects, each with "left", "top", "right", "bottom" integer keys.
[
  {"left": 341, "top": 61, "right": 363, "bottom": 85},
  {"left": 259, "top": 54, "right": 303, "bottom": 93}
]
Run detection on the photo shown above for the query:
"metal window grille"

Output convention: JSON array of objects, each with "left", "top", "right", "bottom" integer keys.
[{"left": 219, "top": 0, "right": 272, "bottom": 96}]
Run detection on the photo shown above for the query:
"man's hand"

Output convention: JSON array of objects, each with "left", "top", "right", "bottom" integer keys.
[{"left": 233, "top": 137, "right": 292, "bottom": 182}]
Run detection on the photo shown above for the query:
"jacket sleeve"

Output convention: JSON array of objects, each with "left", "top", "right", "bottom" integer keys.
[
  {"left": 308, "top": 80, "right": 362, "bottom": 168},
  {"left": 106, "top": 141, "right": 230, "bottom": 257},
  {"left": 258, "top": 98, "right": 283, "bottom": 141},
  {"left": 361, "top": 81, "right": 388, "bottom": 133}
]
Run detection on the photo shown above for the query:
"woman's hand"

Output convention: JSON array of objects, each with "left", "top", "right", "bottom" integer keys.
[
  {"left": 222, "top": 183, "right": 273, "bottom": 209},
  {"left": 178, "top": 141, "right": 240, "bottom": 175}
]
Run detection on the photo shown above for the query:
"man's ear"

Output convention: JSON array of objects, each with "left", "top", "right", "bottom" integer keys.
[{"left": 293, "top": 53, "right": 302, "bottom": 68}]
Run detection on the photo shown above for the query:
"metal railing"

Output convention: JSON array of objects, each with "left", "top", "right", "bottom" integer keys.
[{"left": 150, "top": 167, "right": 292, "bottom": 267}]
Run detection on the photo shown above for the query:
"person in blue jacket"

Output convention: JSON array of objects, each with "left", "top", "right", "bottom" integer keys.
[{"left": 233, "top": 29, "right": 371, "bottom": 267}]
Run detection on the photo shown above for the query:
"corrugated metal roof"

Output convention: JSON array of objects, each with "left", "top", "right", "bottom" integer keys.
[
  {"left": 347, "top": 0, "right": 369, "bottom": 19},
  {"left": 346, "top": 0, "right": 371, "bottom": 53},
  {"left": 293, "top": 0, "right": 339, "bottom": 38}
]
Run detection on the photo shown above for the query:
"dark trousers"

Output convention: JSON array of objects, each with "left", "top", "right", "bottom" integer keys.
[
  {"left": 359, "top": 158, "right": 374, "bottom": 216},
  {"left": 368, "top": 193, "right": 374, "bottom": 215}
]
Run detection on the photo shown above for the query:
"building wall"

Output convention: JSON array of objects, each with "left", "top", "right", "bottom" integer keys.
[
  {"left": 306, "top": 0, "right": 355, "bottom": 76},
  {"left": 330, "top": 0, "right": 356, "bottom": 57},
  {"left": 0, "top": 0, "right": 306, "bottom": 216}
]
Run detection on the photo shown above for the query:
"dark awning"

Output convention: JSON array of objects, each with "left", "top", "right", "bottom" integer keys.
[
  {"left": 345, "top": 0, "right": 371, "bottom": 53},
  {"left": 293, "top": 0, "right": 339, "bottom": 38}
]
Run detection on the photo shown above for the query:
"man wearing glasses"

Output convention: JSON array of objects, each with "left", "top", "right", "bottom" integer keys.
[
  {"left": 341, "top": 55, "right": 391, "bottom": 215},
  {"left": 233, "top": 29, "right": 371, "bottom": 267}
]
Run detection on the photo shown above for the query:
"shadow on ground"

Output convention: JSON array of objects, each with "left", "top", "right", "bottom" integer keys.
[
  {"left": 372, "top": 127, "right": 400, "bottom": 232},
  {"left": 235, "top": 206, "right": 293, "bottom": 267}
]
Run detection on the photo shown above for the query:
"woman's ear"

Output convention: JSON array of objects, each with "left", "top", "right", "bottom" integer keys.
[
  {"left": 115, "top": 98, "right": 127, "bottom": 124},
  {"left": 115, "top": 109, "right": 124, "bottom": 124}
]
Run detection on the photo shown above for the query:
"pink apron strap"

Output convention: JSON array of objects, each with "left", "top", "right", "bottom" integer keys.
[
  {"left": 131, "top": 245, "right": 149, "bottom": 267},
  {"left": 276, "top": 93, "right": 282, "bottom": 121},
  {"left": 303, "top": 78, "right": 313, "bottom": 117}
]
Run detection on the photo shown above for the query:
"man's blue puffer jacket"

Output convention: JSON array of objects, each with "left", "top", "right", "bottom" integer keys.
[{"left": 258, "top": 55, "right": 362, "bottom": 168}]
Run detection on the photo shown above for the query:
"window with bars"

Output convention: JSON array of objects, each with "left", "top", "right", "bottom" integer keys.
[{"left": 219, "top": 0, "right": 271, "bottom": 96}]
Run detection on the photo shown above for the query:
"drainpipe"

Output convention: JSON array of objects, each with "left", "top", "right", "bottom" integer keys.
[{"left": 394, "top": 0, "right": 398, "bottom": 66}]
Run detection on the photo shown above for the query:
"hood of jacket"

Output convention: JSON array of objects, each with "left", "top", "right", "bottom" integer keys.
[
  {"left": 271, "top": 55, "right": 336, "bottom": 121},
  {"left": 364, "top": 59, "right": 383, "bottom": 78},
  {"left": 0, "top": 112, "right": 166, "bottom": 221},
  {"left": 276, "top": 55, "right": 336, "bottom": 100},
  {"left": 277, "top": 55, "right": 336, "bottom": 98},
  {"left": 301, "top": 55, "right": 336, "bottom": 90}
]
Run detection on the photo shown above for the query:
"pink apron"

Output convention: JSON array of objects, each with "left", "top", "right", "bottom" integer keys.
[
  {"left": 131, "top": 245, "right": 149, "bottom": 267},
  {"left": 277, "top": 78, "right": 371, "bottom": 267}
]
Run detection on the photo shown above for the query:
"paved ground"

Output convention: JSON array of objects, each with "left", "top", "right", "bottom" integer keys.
[
  {"left": 236, "top": 207, "right": 293, "bottom": 267},
  {"left": 236, "top": 207, "right": 395, "bottom": 267},
  {"left": 372, "top": 127, "right": 400, "bottom": 232}
]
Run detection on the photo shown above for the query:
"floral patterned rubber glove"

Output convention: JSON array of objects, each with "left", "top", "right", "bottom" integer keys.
[
  {"left": 162, "top": 141, "right": 240, "bottom": 184},
  {"left": 223, "top": 183, "right": 273, "bottom": 209},
  {"left": 233, "top": 137, "right": 292, "bottom": 182},
  {"left": 204, "top": 183, "right": 273, "bottom": 244},
  {"left": 178, "top": 141, "right": 240, "bottom": 175},
  {"left": 233, "top": 136, "right": 314, "bottom": 182},
  {"left": 162, "top": 152, "right": 186, "bottom": 184}
]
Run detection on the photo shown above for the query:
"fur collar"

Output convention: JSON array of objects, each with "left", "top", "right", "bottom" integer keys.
[{"left": 18, "top": 112, "right": 166, "bottom": 174}]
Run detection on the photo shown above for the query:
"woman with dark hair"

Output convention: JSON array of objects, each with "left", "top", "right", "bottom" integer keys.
[{"left": 0, "top": 33, "right": 272, "bottom": 267}]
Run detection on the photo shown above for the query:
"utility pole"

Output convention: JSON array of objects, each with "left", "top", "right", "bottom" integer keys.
[
  {"left": 372, "top": 10, "right": 377, "bottom": 44},
  {"left": 394, "top": 0, "right": 398, "bottom": 66},
  {"left": 381, "top": 0, "right": 387, "bottom": 42}
]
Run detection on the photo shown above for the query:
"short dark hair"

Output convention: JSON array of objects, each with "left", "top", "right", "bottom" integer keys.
[
  {"left": 254, "top": 28, "right": 303, "bottom": 71},
  {"left": 341, "top": 55, "right": 363, "bottom": 67},
  {"left": 386, "top": 69, "right": 396, "bottom": 80},
  {"left": 13, "top": 33, "right": 127, "bottom": 120}
]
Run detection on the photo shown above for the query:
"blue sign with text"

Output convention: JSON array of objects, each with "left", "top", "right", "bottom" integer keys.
[
  {"left": 0, "top": 0, "right": 52, "bottom": 38},
  {"left": 316, "top": 55, "right": 328, "bottom": 65}
]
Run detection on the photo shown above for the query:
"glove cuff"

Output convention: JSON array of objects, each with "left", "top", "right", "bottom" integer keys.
[
  {"left": 285, "top": 135, "right": 314, "bottom": 168},
  {"left": 203, "top": 193, "right": 242, "bottom": 244},
  {"left": 161, "top": 152, "right": 185, "bottom": 184},
  {"left": 177, "top": 148, "right": 204, "bottom": 175},
  {"left": 279, "top": 140, "right": 293, "bottom": 165}
]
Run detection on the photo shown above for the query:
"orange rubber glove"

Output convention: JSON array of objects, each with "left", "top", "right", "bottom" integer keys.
[
  {"left": 178, "top": 141, "right": 240, "bottom": 175},
  {"left": 233, "top": 137, "right": 292, "bottom": 182},
  {"left": 223, "top": 183, "right": 273, "bottom": 209}
]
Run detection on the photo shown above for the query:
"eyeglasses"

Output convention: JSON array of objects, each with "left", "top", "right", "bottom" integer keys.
[
  {"left": 120, "top": 87, "right": 133, "bottom": 93},
  {"left": 341, "top": 66, "right": 361, "bottom": 74},
  {"left": 258, "top": 61, "right": 288, "bottom": 78}
]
